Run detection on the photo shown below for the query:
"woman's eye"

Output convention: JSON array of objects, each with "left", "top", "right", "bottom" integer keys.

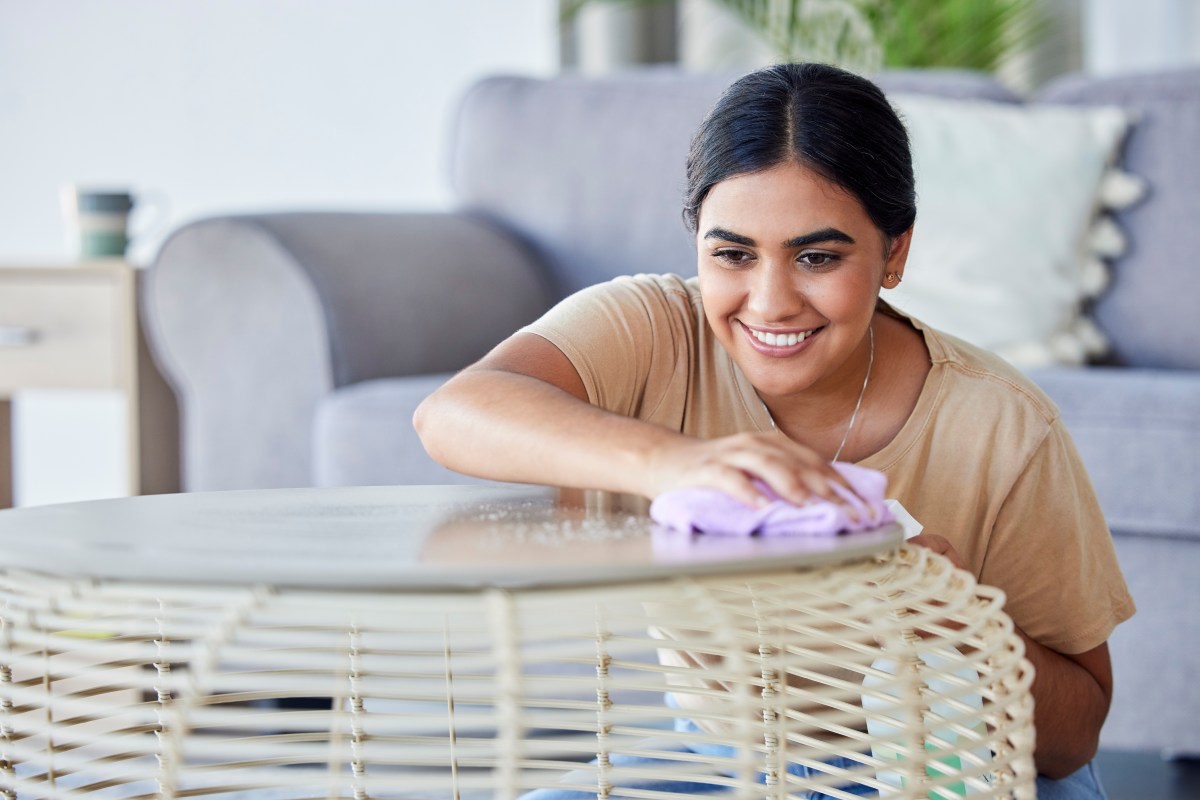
[
  {"left": 712, "top": 248, "right": 754, "bottom": 266},
  {"left": 798, "top": 252, "right": 839, "bottom": 269}
]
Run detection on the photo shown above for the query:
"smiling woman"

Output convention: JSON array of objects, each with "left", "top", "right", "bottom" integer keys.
[{"left": 414, "top": 63, "right": 1134, "bottom": 798}]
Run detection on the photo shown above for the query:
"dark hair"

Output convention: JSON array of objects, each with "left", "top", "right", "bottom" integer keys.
[{"left": 684, "top": 63, "right": 916, "bottom": 240}]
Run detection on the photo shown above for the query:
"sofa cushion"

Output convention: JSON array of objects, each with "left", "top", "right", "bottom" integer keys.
[
  {"left": 1030, "top": 366, "right": 1200, "bottom": 541},
  {"left": 451, "top": 71, "right": 724, "bottom": 299},
  {"left": 1036, "top": 68, "right": 1200, "bottom": 370},
  {"left": 887, "top": 94, "right": 1133, "bottom": 368},
  {"left": 314, "top": 375, "right": 496, "bottom": 488},
  {"left": 1098, "top": 534, "right": 1200, "bottom": 753},
  {"left": 876, "top": 69, "right": 1023, "bottom": 103}
]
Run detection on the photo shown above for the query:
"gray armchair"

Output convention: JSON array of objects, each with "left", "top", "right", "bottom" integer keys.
[{"left": 146, "top": 212, "right": 551, "bottom": 489}]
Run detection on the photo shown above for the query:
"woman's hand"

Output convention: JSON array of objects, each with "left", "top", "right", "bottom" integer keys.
[
  {"left": 907, "top": 532, "right": 966, "bottom": 570},
  {"left": 643, "top": 430, "right": 861, "bottom": 508}
]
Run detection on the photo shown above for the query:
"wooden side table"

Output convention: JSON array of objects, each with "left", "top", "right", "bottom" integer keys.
[{"left": 0, "top": 261, "right": 140, "bottom": 508}]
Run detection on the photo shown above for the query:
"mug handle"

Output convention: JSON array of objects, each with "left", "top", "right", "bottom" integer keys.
[{"left": 129, "top": 189, "right": 171, "bottom": 249}]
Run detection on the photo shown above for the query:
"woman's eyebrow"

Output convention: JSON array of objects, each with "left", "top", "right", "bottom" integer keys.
[
  {"left": 783, "top": 228, "right": 856, "bottom": 247},
  {"left": 703, "top": 227, "right": 755, "bottom": 245},
  {"left": 702, "top": 227, "right": 856, "bottom": 247}
]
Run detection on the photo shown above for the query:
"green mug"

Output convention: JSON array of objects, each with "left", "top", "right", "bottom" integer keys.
[{"left": 61, "top": 187, "right": 154, "bottom": 259}]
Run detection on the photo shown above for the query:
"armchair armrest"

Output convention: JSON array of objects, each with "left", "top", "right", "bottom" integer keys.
[{"left": 143, "top": 211, "right": 552, "bottom": 492}]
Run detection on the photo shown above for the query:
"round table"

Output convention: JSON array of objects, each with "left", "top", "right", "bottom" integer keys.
[{"left": 0, "top": 485, "right": 1035, "bottom": 799}]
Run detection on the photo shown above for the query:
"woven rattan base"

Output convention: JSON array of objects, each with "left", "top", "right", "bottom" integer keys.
[{"left": 2, "top": 542, "right": 1034, "bottom": 799}]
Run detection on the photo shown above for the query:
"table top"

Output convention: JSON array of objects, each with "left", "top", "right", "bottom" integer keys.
[{"left": 0, "top": 485, "right": 902, "bottom": 589}]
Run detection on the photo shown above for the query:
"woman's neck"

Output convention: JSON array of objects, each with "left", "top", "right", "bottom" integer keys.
[{"left": 762, "top": 313, "right": 929, "bottom": 462}]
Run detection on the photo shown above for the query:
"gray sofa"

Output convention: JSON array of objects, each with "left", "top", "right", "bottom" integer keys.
[{"left": 143, "top": 67, "right": 1200, "bottom": 757}]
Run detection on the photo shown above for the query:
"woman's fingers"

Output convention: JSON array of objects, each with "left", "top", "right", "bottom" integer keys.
[
  {"left": 700, "top": 463, "right": 772, "bottom": 509},
  {"left": 659, "top": 432, "right": 866, "bottom": 510},
  {"left": 730, "top": 433, "right": 864, "bottom": 506}
]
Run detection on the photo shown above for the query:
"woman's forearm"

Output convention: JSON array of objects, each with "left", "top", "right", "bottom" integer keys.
[
  {"left": 414, "top": 368, "right": 683, "bottom": 496},
  {"left": 1018, "top": 631, "right": 1112, "bottom": 779},
  {"left": 416, "top": 333, "right": 870, "bottom": 508}
]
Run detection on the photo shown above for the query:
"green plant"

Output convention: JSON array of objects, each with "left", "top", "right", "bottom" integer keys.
[
  {"left": 563, "top": 0, "right": 881, "bottom": 73},
  {"left": 562, "top": 0, "right": 1047, "bottom": 75},
  {"left": 709, "top": 0, "right": 881, "bottom": 71},
  {"left": 866, "top": 0, "right": 1046, "bottom": 72}
]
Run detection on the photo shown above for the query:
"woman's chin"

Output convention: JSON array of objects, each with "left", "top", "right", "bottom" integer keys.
[{"left": 743, "top": 371, "right": 817, "bottom": 401}]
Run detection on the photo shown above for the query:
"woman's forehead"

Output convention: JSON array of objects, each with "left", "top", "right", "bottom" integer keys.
[{"left": 699, "top": 162, "right": 870, "bottom": 233}]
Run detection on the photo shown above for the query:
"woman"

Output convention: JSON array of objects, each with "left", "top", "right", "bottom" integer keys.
[{"left": 415, "top": 63, "right": 1133, "bottom": 799}]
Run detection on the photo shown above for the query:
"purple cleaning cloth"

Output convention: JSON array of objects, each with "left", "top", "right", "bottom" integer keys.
[{"left": 649, "top": 462, "right": 895, "bottom": 536}]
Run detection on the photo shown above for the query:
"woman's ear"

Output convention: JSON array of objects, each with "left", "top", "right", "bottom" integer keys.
[{"left": 881, "top": 226, "right": 914, "bottom": 287}]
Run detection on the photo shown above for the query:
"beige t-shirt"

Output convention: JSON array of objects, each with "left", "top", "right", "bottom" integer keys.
[{"left": 525, "top": 273, "right": 1135, "bottom": 654}]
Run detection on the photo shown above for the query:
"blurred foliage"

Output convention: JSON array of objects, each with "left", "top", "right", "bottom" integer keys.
[
  {"left": 562, "top": 0, "right": 1048, "bottom": 75},
  {"left": 866, "top": 0, "right": 1047, "bottom": 72},
  {"left": 705, "top": 0, "right": 881, "bottom": 72}
]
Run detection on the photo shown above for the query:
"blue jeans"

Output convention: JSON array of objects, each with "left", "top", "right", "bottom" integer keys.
[
  {"left": 521, "top": 745, "right": 875, "bottom": 799},
  {"left": 1036, "top": 760, "right": 1110, "bottom": 800},
  {"left": 524, "top": 760, "right": 1106, "bottom": 799},
  {"left": 522, "top": 717, "right": 1109, "bottom": 799}
]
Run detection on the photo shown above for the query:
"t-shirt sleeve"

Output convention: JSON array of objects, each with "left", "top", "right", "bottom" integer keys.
[
  {"left": 982, "top": 419, "right": 1136, "bottom": 655},
  {"left": 519, "top": 275, "right": 690, "bottom": 420}
]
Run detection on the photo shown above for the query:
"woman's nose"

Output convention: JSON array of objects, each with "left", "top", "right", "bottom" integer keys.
[{"left": 747, "top": 261, "right": 805, "bottom": 321}]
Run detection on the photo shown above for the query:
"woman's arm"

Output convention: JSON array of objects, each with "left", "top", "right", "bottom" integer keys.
[
  {"left": 414, "top": 332, "right": 678, "bottom": 496},
  {"left": 414, "top": 333, "right": 851, "bottom": 506},
  {"left": 1018, "top": 636, "right": 1112, "bottom": 779}
]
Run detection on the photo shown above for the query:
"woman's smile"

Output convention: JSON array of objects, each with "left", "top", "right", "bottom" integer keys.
[{"left": 740, "top": 321, "right": 824, "bottom": 355}]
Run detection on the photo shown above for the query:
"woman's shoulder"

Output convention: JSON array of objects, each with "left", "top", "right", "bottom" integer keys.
[
  {"left": 889, "top": 307, "right": 1061, "bottom": 427},
  {"left": 582, "top": 273, "right": 705, "bottom": 325},
  {"left": 610, "top": 273, "right": 702, "bottom": 303},
  {"left": 526, "top": 273, "right": 705, "bottom": 349}
]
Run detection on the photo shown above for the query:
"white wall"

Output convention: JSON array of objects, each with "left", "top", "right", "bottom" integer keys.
[
  {"left": 0, "top": 0, "right": 558, "bottom": 261},
  {"left": 0, "top": 0, "right": 557, "bottom": 505},
  {"left": 1084, "top": 0, "right": 1200, "bottom": 75}
]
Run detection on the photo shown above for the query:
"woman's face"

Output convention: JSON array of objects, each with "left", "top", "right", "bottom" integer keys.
[{"left": 696, "top": 160, "right": 910, "bottom": 401}]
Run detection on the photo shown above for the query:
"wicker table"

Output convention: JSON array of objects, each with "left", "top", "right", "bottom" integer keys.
[{"left": 0, "top": 485, "right": 1035, "bottom": 799}]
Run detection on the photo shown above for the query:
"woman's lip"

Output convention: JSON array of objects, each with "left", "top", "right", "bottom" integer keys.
[{"left": 739, "top": 321, "right": 823, "bottom": 356}]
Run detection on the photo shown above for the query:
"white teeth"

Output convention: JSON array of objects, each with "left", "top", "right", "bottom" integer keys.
[{"left": 751, "top": 327, "right": 812, "bottom": 346}]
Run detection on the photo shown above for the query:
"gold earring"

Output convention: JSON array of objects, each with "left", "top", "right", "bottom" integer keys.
[{"left": 885, "top": 272, "right": 900, "bottom": 285}]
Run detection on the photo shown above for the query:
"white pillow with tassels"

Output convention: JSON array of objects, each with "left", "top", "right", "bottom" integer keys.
[{"left": 886, "top": 93, "right": 1144, "bottom": 369}]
